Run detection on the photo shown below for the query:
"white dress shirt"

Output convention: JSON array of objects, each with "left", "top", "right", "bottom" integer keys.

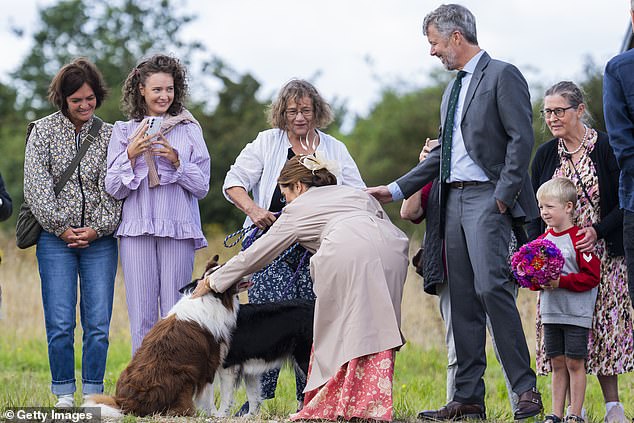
[{"left": 447, "top": 50, "right": 489, "bottom": 183}]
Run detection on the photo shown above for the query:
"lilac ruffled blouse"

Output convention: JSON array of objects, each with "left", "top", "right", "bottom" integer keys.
[{"left": 105, "top": 117, "right": 210, "bottom": 249}]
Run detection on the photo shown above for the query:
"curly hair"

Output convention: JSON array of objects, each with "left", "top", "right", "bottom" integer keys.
[
  {"left": 48, "top": 57, "right": 108, "bottom": 116},
  {"left": 266, "top": 79, "right": 334, "bottom": 130},
  {"left": 121, "top": 54, "right": 188, "bottom": 120},
  {"left": 277, "top": 155, "right": 337, "bottom": 188}
]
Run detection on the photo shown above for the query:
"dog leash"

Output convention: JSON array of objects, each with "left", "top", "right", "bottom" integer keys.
[
  {"left": 223, "top": 212, "right": 282, "bottom": 249},
  {"left": 223, "top": 212, "right": 311, "bottom": 296},
  {"left": 223, "top": 224, "right": 257, "bottom": 248}
]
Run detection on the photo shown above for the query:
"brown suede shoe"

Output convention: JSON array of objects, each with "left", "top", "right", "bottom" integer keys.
[
  {"left": 417, "top": 400, "right": 486, "bottom": 421},
  {"left": 514, "top": 387, "right": 543, "bottom": 420}
]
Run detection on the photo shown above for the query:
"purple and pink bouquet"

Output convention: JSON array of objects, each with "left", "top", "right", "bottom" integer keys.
[{"left": 511, "top": 238, "right": 565, "bottom": 289}]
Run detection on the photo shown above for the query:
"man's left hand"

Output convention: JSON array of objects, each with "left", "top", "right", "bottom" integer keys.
[{"left": 496, "top": 199, "right": 508, "bottom": 214}]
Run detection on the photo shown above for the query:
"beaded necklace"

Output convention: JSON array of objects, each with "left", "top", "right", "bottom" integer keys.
[{"left": 560, "top": 124, "right": 589, "bottom": 157}]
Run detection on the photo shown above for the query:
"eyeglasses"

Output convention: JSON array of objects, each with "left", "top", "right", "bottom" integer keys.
[
  {"left": 285, "top": 108, "right": 313, "bottom": 119},
  {"left": 540, "top": 106, "right": 574, "bottom": 119}
]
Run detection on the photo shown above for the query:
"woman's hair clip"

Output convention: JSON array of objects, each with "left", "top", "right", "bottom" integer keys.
[{"left": 299, "top": 152, "right": 341, "bottom": 180}]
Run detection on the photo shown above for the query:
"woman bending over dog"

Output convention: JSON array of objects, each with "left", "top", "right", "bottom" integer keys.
[
  {"left": 223, "top": 79, "right": 365, "bottom": 414},
  {"left": 193, "top": 154, "right": 408, "bottom": 421}
]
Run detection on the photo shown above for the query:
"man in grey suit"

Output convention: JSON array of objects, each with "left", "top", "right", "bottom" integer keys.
[{"left": 367, "top": 4, "right": 542, "bottom": 421}]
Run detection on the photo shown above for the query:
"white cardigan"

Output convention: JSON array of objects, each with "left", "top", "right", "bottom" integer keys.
[{"left": 223, "top": 128, "right": 366, "bottom": 227}]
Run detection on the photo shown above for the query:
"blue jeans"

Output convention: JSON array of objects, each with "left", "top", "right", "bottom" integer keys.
[{"left": 36, "top": 231, "right": 118, "bottom": 396}]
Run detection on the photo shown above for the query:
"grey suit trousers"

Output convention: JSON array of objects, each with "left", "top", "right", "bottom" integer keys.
[{"left": 444, "top": 182, "right": 536, "bottom": 405}]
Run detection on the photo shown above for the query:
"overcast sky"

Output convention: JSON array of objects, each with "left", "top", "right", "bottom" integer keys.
[{"left": 1, "top": 0, "right": 631, "bottom": 119}]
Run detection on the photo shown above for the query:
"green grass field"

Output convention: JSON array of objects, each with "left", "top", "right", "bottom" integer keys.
[{"left": 1, "top": 234, "right": 633, "bottom": 422}]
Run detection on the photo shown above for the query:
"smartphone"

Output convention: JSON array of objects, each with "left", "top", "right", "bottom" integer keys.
[{"left": 145, "top": 116, "right": 163, "bottom": 137}]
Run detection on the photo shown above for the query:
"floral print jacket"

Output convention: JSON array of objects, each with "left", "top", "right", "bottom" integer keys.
[{"left": 24, "top": 111, "right": 122, "bottom": 237}]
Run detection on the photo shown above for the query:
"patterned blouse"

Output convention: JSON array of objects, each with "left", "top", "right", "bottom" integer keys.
[{"left": 24, "top": 111, "right": 122, "bottom": 237}]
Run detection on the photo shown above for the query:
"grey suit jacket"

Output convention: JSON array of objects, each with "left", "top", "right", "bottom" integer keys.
[{"left": 396, "top": 52, "right": 539, "bottom": 222}]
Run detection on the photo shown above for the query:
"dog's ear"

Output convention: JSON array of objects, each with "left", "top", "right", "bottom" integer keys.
[
  {"left": 178, "top": 279, "right": 199, "bottom": 295},
  {"left": 205, "top": 254, "right": 220, "bottom": 270},
  {"left": 203, "top": 254, "right": 221, "bottom": 276}
]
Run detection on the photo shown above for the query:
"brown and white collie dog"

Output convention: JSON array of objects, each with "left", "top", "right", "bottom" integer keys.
[{"left": 84, "top": 255, "right": 245, "bottom": 417}]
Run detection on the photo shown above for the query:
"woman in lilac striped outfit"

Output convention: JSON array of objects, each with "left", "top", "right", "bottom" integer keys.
[{"left": 105, "top": 54, "right": 210, "bottom": 354}]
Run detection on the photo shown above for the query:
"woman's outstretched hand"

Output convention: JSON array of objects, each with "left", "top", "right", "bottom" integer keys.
[{"left": 191, "top": 277, "right": 213, "bottom": 298}]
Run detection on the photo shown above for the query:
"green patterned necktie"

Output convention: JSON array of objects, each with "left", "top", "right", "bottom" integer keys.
[{"left": 441, "top": 70, "right": 467, "bottom": 182}]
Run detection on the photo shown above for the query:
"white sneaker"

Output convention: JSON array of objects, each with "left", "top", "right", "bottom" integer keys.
[
  {"left": 55, "top": 394, "right": 74, "bottom": 408},
  {"left": 604, "top": 403, "right": 627, "bottom": 423}
]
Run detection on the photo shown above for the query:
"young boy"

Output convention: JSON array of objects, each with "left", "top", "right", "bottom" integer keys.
[{"left": 536, "top": 177, "right": 600, "bottom": 423}]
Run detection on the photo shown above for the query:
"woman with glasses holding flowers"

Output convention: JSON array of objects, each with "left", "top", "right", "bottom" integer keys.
[
  {"left": 195, "top": 155, "right": 407, "bottom": 421},
  {"left": 527, "top": 81, "right": 633, "bottom": 423},
  {"left": 222, "top": 79, "right": 365, "bottom": 412}
]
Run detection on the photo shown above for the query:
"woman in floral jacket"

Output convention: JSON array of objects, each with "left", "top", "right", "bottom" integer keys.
[{"left": 24, "top": 58, "right": 122, "bottom": 408}]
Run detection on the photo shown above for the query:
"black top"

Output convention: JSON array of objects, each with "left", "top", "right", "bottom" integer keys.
[
  {"left": 527, "top": 131, "right": 624, "bottom": 257},
  {"left": 268, "top": 148, "right": 296, "bottom": 213}
]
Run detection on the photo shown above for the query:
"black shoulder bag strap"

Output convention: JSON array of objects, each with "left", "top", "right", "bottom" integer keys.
[
  {"left": 52, "top": 117, "right": 103, "bottom": 196},
  {"left": 565, "top": 154, "right": 596, "bottom": 212}
]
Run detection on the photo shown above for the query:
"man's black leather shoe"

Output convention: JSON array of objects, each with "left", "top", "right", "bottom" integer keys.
[{"left": 417, "top": 401, "right": 486, "bottom": 421}]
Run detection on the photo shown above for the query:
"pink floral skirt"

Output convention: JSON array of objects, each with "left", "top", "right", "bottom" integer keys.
[{"left": 290, "top": 349, "right": 395, "bottom": 422}]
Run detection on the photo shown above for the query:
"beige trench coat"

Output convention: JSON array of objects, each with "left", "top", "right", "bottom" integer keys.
[{"left": 211, "top": 185, "right": 409, "bottom": 391}]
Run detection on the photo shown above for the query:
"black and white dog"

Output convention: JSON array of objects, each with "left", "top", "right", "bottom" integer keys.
[
  {"left": 180, "top": 271, "right": 314, "bottom": 417},
  {"left": 216, "top": 298, "right": 314, "bottom": 416}
]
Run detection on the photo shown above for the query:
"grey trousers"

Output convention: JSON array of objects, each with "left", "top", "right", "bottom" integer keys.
[
  {"left": 438, "top": 282, "right": 519, "bottom": 412},
  {"left": 444, "top": 183, "right": 536, "bottom": 405}
]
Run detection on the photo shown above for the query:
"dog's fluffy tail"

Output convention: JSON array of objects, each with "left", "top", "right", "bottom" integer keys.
[{"left": 82, "top": 394, "right": 124, "bottom": 418}]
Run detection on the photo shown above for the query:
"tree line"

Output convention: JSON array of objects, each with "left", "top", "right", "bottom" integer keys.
[{"left": 0, "top": 0, "right": 607, "bottom": 235}]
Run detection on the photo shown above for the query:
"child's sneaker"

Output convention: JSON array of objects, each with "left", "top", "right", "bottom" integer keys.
[
  {"left": 543, "top": 414, "right": 562, "bottom": 423},
  {"left": 604, "top": 403, "right": 627, "bottom": 423},
  {"left": 54, "top": 394, "right": 74, "bottom": 408},
  {"left": 564, "top": 415, "right": 584, "bottom": 423}
]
